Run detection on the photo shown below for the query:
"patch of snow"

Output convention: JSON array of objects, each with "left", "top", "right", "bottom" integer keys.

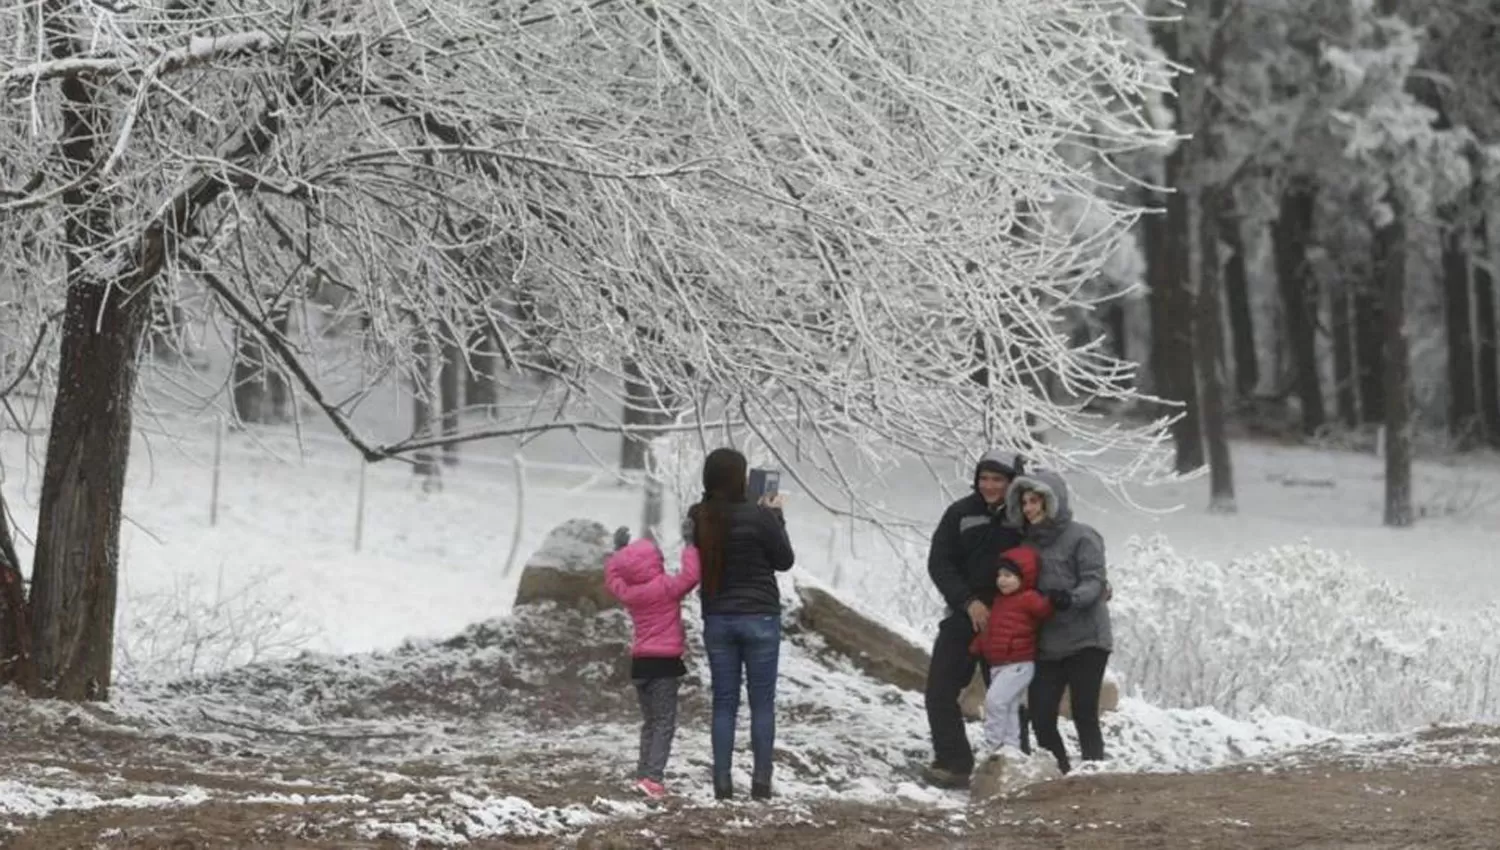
[
  {"left": 357, "top": 792, "right": 611, "bottom": 846},
  {"left": 0, "top": 780, "right": 210, "bottom": 818}
]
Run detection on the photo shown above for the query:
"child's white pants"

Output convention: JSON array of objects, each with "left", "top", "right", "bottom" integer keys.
[{"left": 982, "top": 661, "right": 1035, "bottom": 753}]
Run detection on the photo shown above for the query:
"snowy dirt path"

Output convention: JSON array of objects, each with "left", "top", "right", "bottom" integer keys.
[{"left": 5, "top": 599, "right": 1492, "bottom": 848}]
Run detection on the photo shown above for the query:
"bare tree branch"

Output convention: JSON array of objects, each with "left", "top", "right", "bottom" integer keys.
[{"left": 0, "top": 320, "right": 51, "bottom": 400}]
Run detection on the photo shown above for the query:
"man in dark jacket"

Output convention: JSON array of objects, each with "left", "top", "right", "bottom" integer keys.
[{"left": 921, "top": 450, "right": 1026, "bottom": 788}]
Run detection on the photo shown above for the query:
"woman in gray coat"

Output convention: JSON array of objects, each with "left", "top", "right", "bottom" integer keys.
[{"left": 1005, "top": 469, "right": 1112, "bottom": 773}]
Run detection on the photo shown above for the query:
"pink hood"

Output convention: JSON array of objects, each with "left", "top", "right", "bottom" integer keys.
[{"left": 604, "top": 541, "right": 702, "bottom": 658}]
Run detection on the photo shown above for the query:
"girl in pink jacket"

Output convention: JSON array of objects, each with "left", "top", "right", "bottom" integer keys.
[{"left": 604, "top": 537, "right": 702, "bottom": 799}]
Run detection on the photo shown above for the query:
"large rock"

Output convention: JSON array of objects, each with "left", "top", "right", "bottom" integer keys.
[
  {"left": 513, "top": 519, "right": 618, "bottom": 614},
  {"left": 794, "top": 583, "right": 1122, "bottom": 721},
  {"left": 962, "top": 669, "right": 1122, "bottom": 721},
  {"left": 1062, "top": 677, "right": 1120, "bottom": 719},
  {"left": 959, "top": 668, "right": 987, "bottom": 721},
  {"left": 794, "top": 584, "right": 930, "bottom": 693},
  {"left": 969, "top": 748, "right": 1063, "bottom": 802}
]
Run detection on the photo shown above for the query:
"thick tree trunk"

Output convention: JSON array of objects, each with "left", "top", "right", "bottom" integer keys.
[
  {"left": 1442, "top": 213, "right": 1478, "bottom": 447},
  {"left": 1376, "top": 210, "right": 1413, "bottom": 527},
  {"left": 1219, "top": 208, "right": 1258, "bottom": 399},
  {"left": 267, "top": 311, "right": 291, "bottom": 419},
  {"left": 465, "top": 328, "right": 498, "bottom": 409},
  {"left": 440, "top": 341, "right": 463, "bottom": 466},
  {"left": 411, "top": 334, "right": 440, "bottom": 481},
  {"left": 29, "top": 280, "right": 152, "bottom": 700},
  {"left": 1145, "top": 161, "right": 1204, "bottom": 473},
  {"left": 620, "top": 359, "right": 666, "bottom": 473},
  {"left": 1272, "top": 180, "right": 1325, "bottom": 436},
  {"left": 148, "top": 300, "right": 187, "bottom": 363},
  {"left": 1476, "top": 211, "right": 1500, "bottom": 448},
  {"left": 1184, "top": 8, "right": 1235, "bottom": 511},
  {"left": 1195, "top": 188, "right": 1236, "bottom": 512},
  {"left": 26, "top": 16, "right": 153, "bottom": 700},
  {"left": 1355, "top": 275, "right": 1387, "bottom": 426},
  {"left": 1105, "top": 301, "right": 1128, "bottom": 362},
  {"left": 1330, "top": 281, "right": 1358, "bottom": 428},
  {"left": 0, "top": 490, "right": 36, "bottom": 692}
]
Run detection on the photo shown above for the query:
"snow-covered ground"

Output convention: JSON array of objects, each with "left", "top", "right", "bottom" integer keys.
[{"left": 2, "top": 411, "right": 1499, "bottom": 701}]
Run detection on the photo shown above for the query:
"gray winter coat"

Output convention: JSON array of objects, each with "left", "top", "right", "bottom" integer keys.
[{"left": 1005, "top": 470, "right": 1113, "bottom": 661}]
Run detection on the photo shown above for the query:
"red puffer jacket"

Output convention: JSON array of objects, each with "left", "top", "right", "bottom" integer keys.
[{"left": 970, "top": 546, "right": 1053, "bottom": 666}]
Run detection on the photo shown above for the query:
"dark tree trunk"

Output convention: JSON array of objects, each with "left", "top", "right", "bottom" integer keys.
[
  {"left": 148, "top": 300, "right": 187, "bottom": 363},
  {"left": 231, "top": 308, "right": 291, "bottom": 424},
  {"left": 29, "top": 284, "right": 152, "bottom": 701},
  {"left": 440, "top": 340, "right": 463, "bottom": 466},
  {"left": 1376, "top": 209, "right": 1412, "bottom": 527},
  {"left": 1219, "top": 208, "right": 1258, "bottom": 399},
  {"left": 1441, "top": 212, "right": 1478, "bottom": 447},
  {"left": 1330, "top": 281, "right": 1358, "bottom": 428},
  {"left": 21, "top": 11, "right": 315, "bottom": 701},
  {"left": 267, "top": 311, "right": 291, "bottom": 419},
  {"left": 969, "top": 329, "right": 991, "bottom": 389},
  {"left": 1272, "top": 180, "right": 1325, "bottom": 436},
  {"left": 1355, "top": 275, "right": 1387, "bottom": 426},
  {"left": 24, "top": 19, "right": 155, "bottom": 700},
  {"left": 1475, "top": 211, "right": 1500, "bottom": 448},
  {"left": 1142, "top": 26, "right": 1202, "bottom": 473},
  {"left": 411, "top": 334, "right": 440, "bottom": 481},
  {"left": 0, "top": 490, "right": 36, "bottom": 692},
  {"left": 1145, "top": 163, "right": 1204, "bottom": 473},
  {"left": 1105, "top": 301, "right": 1128, "bottom": 362},
  {"left": 1196, "top": 188, "right": 1236, "bottom": 512},
  {"left": 620, "top": 359, "right": 666, "bottom": 473},
  {"left": 1186, "top": 6, "right": 1235, "bottom": 510},
  {"left": 465, "top": 327, "right": 498, "bottom": 409}
]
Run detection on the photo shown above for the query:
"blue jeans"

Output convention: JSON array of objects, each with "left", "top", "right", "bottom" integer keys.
[{"left": 703, "top": 614, "right": 781, "bottom": 786}]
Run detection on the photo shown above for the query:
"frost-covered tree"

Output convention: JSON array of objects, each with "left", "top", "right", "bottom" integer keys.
[{"left": 1, "top": 0, "right": 1178, "bottom": 699}]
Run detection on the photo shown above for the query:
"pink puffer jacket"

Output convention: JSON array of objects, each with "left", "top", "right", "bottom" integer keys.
[{"left": 604, "top": 540, "right": 702, "bottom": 658}]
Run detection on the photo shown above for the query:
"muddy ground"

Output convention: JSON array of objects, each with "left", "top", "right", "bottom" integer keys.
[{"left": 5, "top": 725, "right": 1497, "bottom": 849}]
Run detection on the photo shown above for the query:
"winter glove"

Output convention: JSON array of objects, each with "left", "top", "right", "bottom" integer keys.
[
  {"left": 612, "top": 526, "right": 632, "bottom": 551},
  {"left": 1046, "top": 589, "right": 1073, "bottom": 611}
]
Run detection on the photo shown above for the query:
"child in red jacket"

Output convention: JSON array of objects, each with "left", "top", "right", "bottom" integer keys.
[
  {"left": 604, "top": 532, "right": 702, "bottom": 799},
  {"left": 970, "top": 546, "right": 1053, "bottom": 756}
]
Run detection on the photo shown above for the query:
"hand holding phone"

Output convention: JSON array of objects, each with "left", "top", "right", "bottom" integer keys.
[{"left": 748, "top": 468, "right": 781, "bottom": 503}]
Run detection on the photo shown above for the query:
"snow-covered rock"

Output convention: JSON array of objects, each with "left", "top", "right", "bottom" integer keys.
[
  {"left": 794, "top": 583, "right": 931, "bottom": 693},
  {"left": 969, "top": 748, "right": 1062, "bottom": 801},
  {"left": 513, "top": 519, "right": 618, "bottom": 613}
]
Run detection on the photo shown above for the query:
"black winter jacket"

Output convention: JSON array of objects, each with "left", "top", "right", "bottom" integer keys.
[
  {"left": 927, "top": 491, "right": 1023, "bottom": 614},
  {"left": 697, "top": 501, "right": 795, "bottom": 616}
]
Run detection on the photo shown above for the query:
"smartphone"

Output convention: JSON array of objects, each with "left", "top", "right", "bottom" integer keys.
[{"left": 747, "top": 468, "right": 781, "bottom": 502}]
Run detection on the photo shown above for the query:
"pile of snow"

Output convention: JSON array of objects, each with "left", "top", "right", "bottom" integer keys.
[
  {"left": 104, "top": 577, "right": 1339, "bottom": 811},
  {"left": 1111, "top": 535, "right": 1500, "bottom": 732}
]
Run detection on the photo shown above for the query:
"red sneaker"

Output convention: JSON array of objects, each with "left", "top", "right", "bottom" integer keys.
[{"left": 634, "top": 778, "right": 667, "bottom": 799}]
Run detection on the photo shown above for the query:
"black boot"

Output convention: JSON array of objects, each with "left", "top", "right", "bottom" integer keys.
[
  {"left": 751, "top": 780, "right": 772, "bottom": 801},
  {"left": 713, "top": 776, "right": 733, "bottom": 800}
]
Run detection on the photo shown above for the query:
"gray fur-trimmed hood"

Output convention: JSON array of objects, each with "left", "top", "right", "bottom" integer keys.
[{"left": 1005, "top": 469, "right": 1073, "bottom": 526}]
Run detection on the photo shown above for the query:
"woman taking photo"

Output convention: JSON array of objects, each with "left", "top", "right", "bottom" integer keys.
[
  {"left": 1005, "top": 468, "right": 1113, "bottom": 774},
  {"left": 687, "top": 448, "right": 795, "bottom": 800}
]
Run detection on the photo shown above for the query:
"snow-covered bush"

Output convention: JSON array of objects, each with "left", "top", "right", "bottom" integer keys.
[
  {"left": 115, "top": 568, "right": 318, "bottom": 683},
  {"left": 1113, "top": 536, "right": 1500, "bottom": 732}
]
